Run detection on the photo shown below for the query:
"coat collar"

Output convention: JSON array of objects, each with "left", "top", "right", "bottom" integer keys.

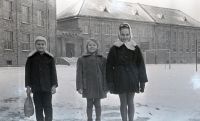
[
  {"left": 82, "top": 53, "right": 102, "bottom": 57},
  {"left": 113, "top": 39, "right": 137, "bottom": 51},
  {"left": 28, "top": 50, "right": 53, "bottom": 57}
]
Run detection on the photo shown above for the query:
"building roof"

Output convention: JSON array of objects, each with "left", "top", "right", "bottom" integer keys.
[
  {"left": 57, "top": 0, "right": 200, "bottom": 27},
  {"left": 140, "top": 4, "right": 200, "bottom": 27}
]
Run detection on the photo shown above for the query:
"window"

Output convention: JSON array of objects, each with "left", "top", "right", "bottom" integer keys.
[
  {"left": 3, "top": 0, "right": 12, "bottom": 20},
  {"left": 21, "top": 34, "right": 31, "bottom": 51},
  {"left": 182, "top": 17, "right": 187, "bottom": 22},
  {"left": 191, "top": 33, "right": 196, "bottom": 52},
  {"left": 94, "top": 25, "right": 100, "bottom": 34},
  {"left": 157, "top": 14, "right": 164, "bottom": 19},
  {"left": 198, "top": 40, "right": 200, "bottom": 53},
  {"left": 133, "top": 10, "right": 139, "bottom": 15},
  {"left": 171, "top": 32, "right": 177, "bottom": 52},
  {"left": 198, "top": 33, "right": 200, "bottom": 53},
  {"left": 6, "top": 60, "right": 12, "bottom": 65},
  {"left": 37, "top": 10, "right": 44, "bottom": 26},
  {"left": 140, "top": 42, "right": 149, "bottom": 51},
  {"left": 112, "top": 25, "right": 118, "bottom": 35},
  {"left": 22, "top": 5, "right": 30, "bottom": 23},
  {"left": 104, "top": 24, "right": 110, "bottom": 35},
  {"left": 186, "top": 32, "right": 190, "bottom": 52},
  {"left": 82, "top": 25, "right": 89, "bottom": 34},
  {"left": 166, "top": 31, "right": 170, "bottom": 49},
  {"left": 4, "top": 31, "right": 13, "bottom": 50},
  {"left": 179, "top": 32, "right": 184, "bottom": 52},
  {"left": 103, "top": 7, "right": 109, "bottom": 13}
]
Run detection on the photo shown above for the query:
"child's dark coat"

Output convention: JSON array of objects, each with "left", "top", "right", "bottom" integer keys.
[
  {"left": 106, "top": 45, "right": 148, "bottom": 94},
  {"left": 25, "top": 51, "right": 58, "bottom": 92}
]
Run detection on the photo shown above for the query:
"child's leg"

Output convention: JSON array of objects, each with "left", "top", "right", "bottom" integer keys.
[
  {"left": 119, "top": 93, "right": 128, "bottom": 121},
  {"left": 87, "top": 98, "right": 94, "bottom": 121},
  {"left": 41, "top": 92, "right": 52, "bottom": 121},
  {"left": 127, "top": 93, "right": 135, "bottom": 121},
  {"left": 94, "top": 98, "right": 101, "bottom": 121},
  {"left": 33, "top": 92, "right": 44, "bottom": 121}
]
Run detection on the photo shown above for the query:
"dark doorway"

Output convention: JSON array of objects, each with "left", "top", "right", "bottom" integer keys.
[{"left": 65, "top": 43, "right": 75, "bottom": 57}]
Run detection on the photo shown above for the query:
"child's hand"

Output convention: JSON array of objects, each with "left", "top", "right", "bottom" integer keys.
[
  {"left": 78, "top": 89, "right": 83, "bottom": 94},
  {"left": 51, "top": 86, "right": 57, "bottom": 94},
  {"left": 26, "top": 86, "right": 31, "bottom": 95},
  {"left": 139, "top": 82, "right": 145, "bottom": 93}
]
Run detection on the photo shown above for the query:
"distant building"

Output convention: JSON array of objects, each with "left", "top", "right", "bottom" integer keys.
[
  {"left": 57, "top": 0, "right": 200, "bottom": 64},
  {"left": 0, "top": 0, "right": 56, "bottom": 66}
]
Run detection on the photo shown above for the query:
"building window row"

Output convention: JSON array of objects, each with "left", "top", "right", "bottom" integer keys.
[
  {"left": 158, "top": 31, "right": 200, "bottom": 53},
  {"left": 2, "top": 31, "right": 32, "bottom": 51},
  {"left": 3, "top": 0, "right": 45, "bottom": 26}
]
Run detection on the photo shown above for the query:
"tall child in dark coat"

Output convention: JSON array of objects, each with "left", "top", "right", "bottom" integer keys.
[
  {"left": 106, "top": 23, "right": 148, "bottom": 121},
  {"left": 25, "top": 36, "right": 58, "bottom": 121},
  {"left": 76, "top": 39, "right": 107, "bottom": 121}
]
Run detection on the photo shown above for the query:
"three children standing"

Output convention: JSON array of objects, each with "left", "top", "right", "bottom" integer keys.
[{"left": 25, "top": 22, "right": 148, "bottom": 121}]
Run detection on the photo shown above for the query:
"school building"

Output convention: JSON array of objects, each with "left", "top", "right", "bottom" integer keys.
[
  {"left": 57, "top": 0, "right": 200, "bottom": 64},
  {"left": 0, "top": 0, "right": 56, "bottom": 66}
]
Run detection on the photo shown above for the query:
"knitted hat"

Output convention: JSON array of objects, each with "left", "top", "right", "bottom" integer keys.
[{"left": 34, "top": 36, "right": 47, "bottom": 45}]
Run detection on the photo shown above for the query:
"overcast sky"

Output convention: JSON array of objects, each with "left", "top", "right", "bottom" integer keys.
[{"left": 56, "top": 0, "right": 200, "bottom": 22}]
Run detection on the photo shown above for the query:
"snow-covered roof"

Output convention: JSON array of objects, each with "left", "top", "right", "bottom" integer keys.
[
  {"left": 140, "top": 4, "right": 200, "bottom": 27},
  {"left": 57, "top": 0, "right": 200, "bottom": 27}
]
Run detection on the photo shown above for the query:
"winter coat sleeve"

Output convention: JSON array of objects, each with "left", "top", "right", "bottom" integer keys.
[
  {"left": 106, "top": 47, "right": 115, "bottom": 91},
  {"left": 25, "top": 58, "right": 31, "bottom": 88},
  {"left": 102, "top": 57, "right": 108, "bottom": 92},
  {"left": 76, "top": 58, "right": 83, "bottom": 90},
  {"left": 136, "top": 46, "right": 148, "bottom": 83},
  {"left": 51, "top": 58, "right": 58, "bottom": 87}
]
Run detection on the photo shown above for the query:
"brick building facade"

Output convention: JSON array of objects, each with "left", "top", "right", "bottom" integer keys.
[
  {"left": 57, "top": 0, "right": 200, "bottom": 64},
  {"left": 0, "top": 0, "right": 56, "bottom": 66}
]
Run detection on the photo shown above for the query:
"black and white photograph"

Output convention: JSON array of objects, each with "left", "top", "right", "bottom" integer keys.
[{"left": 0, "top": 0, "right": 200, "bottom": 121}]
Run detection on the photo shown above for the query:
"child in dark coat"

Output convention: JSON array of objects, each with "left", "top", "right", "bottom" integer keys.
[
  {"left": 25, "top": 36, "right": 58, "bottom": 121},
  {"left": 76, "top": 38, "right": 107, "bottom": 121},
  {"left": 106, "top": 23, "right": 148, "bottom": 121}
]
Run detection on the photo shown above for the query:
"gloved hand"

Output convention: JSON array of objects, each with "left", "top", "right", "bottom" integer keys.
[
  {"left": 26, "top": 86, "right": 31, "bottom": 95},
  {"left": 139, "top": 82, "right": 145, "bottom": 93},
  {"left": 51, "top": 85, "right": 57, "bottom": 94}
]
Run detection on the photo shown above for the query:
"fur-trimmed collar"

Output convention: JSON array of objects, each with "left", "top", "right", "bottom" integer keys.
[
  {"left": 28, "top": 50, "right": 53, "bottom": 57},
  {"left": 113, "top": 39, "right": 137, "bottom": 51}
]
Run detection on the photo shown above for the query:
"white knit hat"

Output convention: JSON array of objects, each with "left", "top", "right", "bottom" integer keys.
[
  {"left": 34, "top": 36, "right": 47, "bottom": 44},
  {"left": 28, "top": 36, "right": 53, "bottom": 57}
]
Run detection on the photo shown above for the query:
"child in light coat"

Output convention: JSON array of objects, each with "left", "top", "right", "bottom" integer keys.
[{"left": 76, "top": 38, "right": 107, "bottom": 121}]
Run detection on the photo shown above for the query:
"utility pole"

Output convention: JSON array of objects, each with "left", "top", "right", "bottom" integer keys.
[{"left": 196, "top": 39, "right": 198, "bottom": 72}]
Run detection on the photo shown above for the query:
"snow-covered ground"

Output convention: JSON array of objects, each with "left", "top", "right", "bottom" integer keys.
[{"left": 0, "top": 64, "right": 200, "bottom": 121}]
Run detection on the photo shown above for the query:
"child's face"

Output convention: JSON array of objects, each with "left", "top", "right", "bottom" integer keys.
[
  {"left": 87, "top": 40, "right": 98, "bottom": 54},
  {"left": 35, "top": 40, "right": 46, "bottom": 52},
  {"left": 119, "top": 28, "right": 131, "bottom": 42}
]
